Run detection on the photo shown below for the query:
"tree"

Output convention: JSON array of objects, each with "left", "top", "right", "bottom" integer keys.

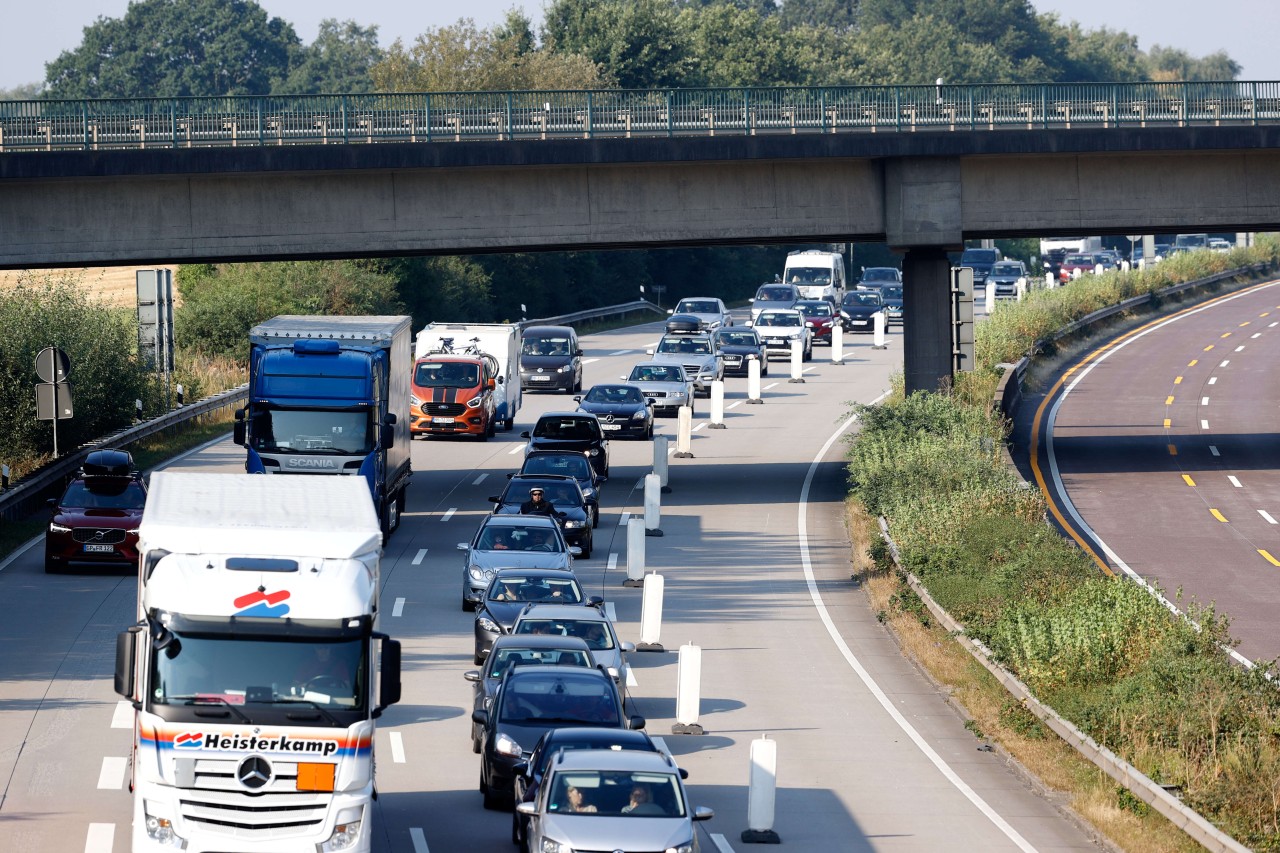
[
  {"left": 44, "top": 0, "right": 300, "bottom": 99},
  {"left": 777, "top": 0, "right": 859, "bottom": 31},
  {"left": 276, "top": 19, "right": 383, "bottom": 94},
  {"left": 543, "top": 0, "right": 693, "bottom": 89},
  {"left": 1144, "top": 45, "right": 1241, "bottom": 82},
  {"left": 0, "top": 82, "right": 42, "bottom": 100},
  {"left": 677, "top": 3, "right": 800, "bottom": 87}
]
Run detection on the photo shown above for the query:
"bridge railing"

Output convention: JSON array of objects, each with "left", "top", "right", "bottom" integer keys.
[{"left": 3, "top": 81, "right": 1279, "bottom": 152}]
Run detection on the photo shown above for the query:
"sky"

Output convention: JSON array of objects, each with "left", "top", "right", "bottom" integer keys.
[{"left": 3, "top": 0, "right": 1278, "bottom": 93}]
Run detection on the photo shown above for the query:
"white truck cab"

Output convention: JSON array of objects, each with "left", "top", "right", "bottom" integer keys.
[{"left": 782, "top": 250, "right": 847, "bottom": 302}]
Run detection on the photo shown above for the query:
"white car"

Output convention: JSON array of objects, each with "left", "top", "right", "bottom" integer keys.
[
  {"left": 667, "top": 297, "right": 732, "bottom": 331},
  {"left": 751, "top": 308, "right": 812, "bottom": 361},
  {"left": 646, "top": 334, "right": 722, "bottom": 397}
]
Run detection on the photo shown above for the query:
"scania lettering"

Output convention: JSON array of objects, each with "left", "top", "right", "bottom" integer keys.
[
  {"left": 115, "top": 472, "right": 401, "bottom": 853},
  {"left": 234, "top": 315, "right": 413, "bottom": 538}
]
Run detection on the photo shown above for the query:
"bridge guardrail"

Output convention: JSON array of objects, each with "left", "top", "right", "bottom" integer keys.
[
  {"left": 3, "top": 81, "right": 1279, "bottom": 152},
  {"left": 517, "top": 299, "right": 666, "bottom": 330}
]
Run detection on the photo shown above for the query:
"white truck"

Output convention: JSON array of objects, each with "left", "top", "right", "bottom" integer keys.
[
  {"left": 114, "top": 472, "right": 401, "bottom": 853},
  {"left": 782, "top": 250, "right": 847, "bottom": 302},
  {"left": 416, "top": 322, "right": 522, "bottom": 430}
]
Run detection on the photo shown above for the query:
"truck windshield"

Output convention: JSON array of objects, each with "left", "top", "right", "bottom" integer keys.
[
  {"left": 785, "top": 267, "right": 831, "bottom": 284},
  {"left": 414, "top": 361, "right": 481, "bottom": 388},
  {"left": 152, "top": 633, "right": 368, "bottom": 719},
  {"left": 250, "top": 408, "right": 374, "bottom": 455}
]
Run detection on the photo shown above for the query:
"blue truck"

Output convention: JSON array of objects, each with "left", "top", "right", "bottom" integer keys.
[{"left": 234, "top": 315, "right": 413, "bottom": 537}]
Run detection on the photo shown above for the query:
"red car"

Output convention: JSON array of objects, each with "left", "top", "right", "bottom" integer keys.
[
  {"left": 793, "top": 299, "right": 838, "bottom": 344},
  {"left": 44, "top": 449, "right": 147, "bottom": 574},
  {"left": 1058, "top": 253, "right": 1100, "bottom": 283}
]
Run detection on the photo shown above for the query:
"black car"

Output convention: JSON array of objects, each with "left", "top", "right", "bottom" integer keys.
[
  {"left": 575, "top": 384, "right": 654, "bottom": 441},
  {"left": 713, "top": 328, "right": 768, "bottom": 377},
  {"left": 839, "top": 289, "right": 885, "bottom": 332},
  {"left": 472, "top": 568, "right": 603, "bottom": 664},
  {"left": 520, "top": 325, "right": 583, "bottom": 393},
  {"left": 879, "top": 284, "right": 904, "bottom": 325},
  {"left": 664, "top": 313, "right": 703, "bottom": 335},
  {"left": 473, "top": 665, "right": 644, "bottom": 809},
  {"left": 512, "top": 727, "right": 681, "bottom": 848},
  {"left": 517, "top": 450, "right": 602, "bottom": 528},
  {"left": 522, "top": 412, "right": 609, "bottom": 479},
  {"left": 464, "top": 634, "right": 596, "bottom": 753},
  {"left": 45, "top": 449, "right": 147, "bottom": 574},
  {"left": 491, "top": 474, "right": 594, "bottom": 557}
]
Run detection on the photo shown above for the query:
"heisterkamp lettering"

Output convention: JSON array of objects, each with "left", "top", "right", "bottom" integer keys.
[{"left": 202, "top": 732, "right": 337, "bottom": 756}]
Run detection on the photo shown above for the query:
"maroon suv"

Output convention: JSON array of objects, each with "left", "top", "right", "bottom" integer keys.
[{"left": 44, "top": 449, "right": 147, "bottom": 574}]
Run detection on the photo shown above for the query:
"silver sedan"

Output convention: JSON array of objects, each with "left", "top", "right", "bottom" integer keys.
[{"left": 622, "top": 362, "right": 695, "bottom": 416}]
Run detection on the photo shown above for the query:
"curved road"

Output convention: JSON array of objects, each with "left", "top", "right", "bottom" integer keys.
[
  {"left": 0, "top": 313, "right": 1102, "bottom": 852},
  {"left": 1035, "top": 278, "right": 1280, "bottom": 663}
]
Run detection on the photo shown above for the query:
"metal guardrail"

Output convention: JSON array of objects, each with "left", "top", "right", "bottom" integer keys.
[
  {"left": 518, "top": 299, "right": 666, "bottom": 330},
  {"left": 2, "top": 81, "right": 1279, "bottom": 152},
  {"left": 0, "top": 383, "right": 247, "bottom": 522},
  {"left": 877, "top": 518, "right": 1250, "bottom": 853}
]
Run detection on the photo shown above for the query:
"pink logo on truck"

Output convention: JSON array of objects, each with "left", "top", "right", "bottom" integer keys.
[{"left": 233, "top": 589, "right": 291, "bottom": 617}]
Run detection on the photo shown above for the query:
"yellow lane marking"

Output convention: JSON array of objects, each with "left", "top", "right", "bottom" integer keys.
[
  {"left": 1174, "top": 376, "right": 1183, "bottom": 384},
  {"left": 1188, "top": 359, "right": 1198, "bottom": 367},
  {"left": 1163, "top": 418, "right": 1172, "bottom": 428},
  {"left": 1029, "top": 280, "right": 1280, "bottom": 578},
  {"left": 1239, "top": 321, "right": 1251, "bottom": 327},
  {"left": 1168, "top": 444, "right": 1178, "bottom": 455},
  {"left": 1165, "top": 395, "right": 1175, "bottom": 405},
  {"left": 1220, "top": 332, "right": 1232, "bottom": 338},
  {"left": 1260, "top": 550, "right": 1280, "bottom": 567},
  {"left": 1203, "top": 344, "right": 1215, "bottom": 351},
  {"left": 1182, "top": 474, "right": 1196, "bottom": 487},
  {"left": 1210, "top": 508, "right": 1228, "bottom": 522},
  {"left": 1262, "top": 312, "right": 1271, "bottom": 317}
]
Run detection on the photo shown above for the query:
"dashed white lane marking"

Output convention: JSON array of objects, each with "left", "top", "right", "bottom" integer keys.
[
  {"left": 1235, "top": 345, "right": 1246, "bottom": 352},
  {"left": 389, "top": 731, "right": 406, "bottom": 763},
  {"left": 1201, "top": 419, "right": 1210, "bottom": 430},
  {"left": 1271, "top": 322, "right": 1279, "bottom": 328},
  {"left": 803, "top": 366, "right": 816, "bottom": 373},
  {"left": 607, "top": 553, "right": 618, "bottom": 571},
  {"left": 583, "top": 358, "right": 600, "bottom": 364},
  {"left": 1210, "top": 445, "right": 1221, "bottom": 456},
  {"left": 1208, "top": 377, "right": 1218, "bottom": 385},
  {"left": 609, "top": 349, "right": 634, "bottom": 356},
  {"left": 763, "top": 382, "right": 779, "bottom": 390},
  {"left": 618, "top": 512, "right": 630, "bottom": 528},
  {"left": 727, "top": 400, "right": 742, "bottom": 409},
  {"left": 97, "top": 757, "right": 127, "bottom": 790},
  {"left": 604, "top": 602, "right": 617, "bottom": 622},
  {"left": 84, "top": 823, "right": 114, "bottom": 853},
  {"left": 412, "top": 549, "right": 428, "bottom": 565},
  {"left": 1202, "top": 397, "right": 1210, "bottom": 405},
  {"left": 508, "top": 443, "right": 526, "bottom": 455},
  {"left": 441, "top": 508, "right": 456, "bottom": 522},
  {"left": 111, "top": 701, "right": 133, "bottom": 729},
  {"left": 1219, "top": 359, "right": 1230, "bottom": 367},
  {"left": 1260, "top": 510, "right": 1278, "bottom": 525},
  {"left": 710, "top": 834, "right": 738, "bottom": 853},
  {"left": 693, "top": 422, "right": 706, "bottom": 432},
  {"left": 668, "top": 445, "right": 676, "bottom": 456},
  {"left": 392, "top": 597, "right": 405, "bottom": 617},
  {"left": 1228, "top": 476, "right": 1243, "bottom": 488},
  {"left": 410, "top": 827, "right": 430, "bottom": 853},
  {"left": 473, "top": 473, "right": 488, "bottom": 485},
  {"left": 626, "top": 665, "right": 638, "bottom": 688},
  {"left": 1252, "top": 332, "right": 1262, "bottom": 339}
]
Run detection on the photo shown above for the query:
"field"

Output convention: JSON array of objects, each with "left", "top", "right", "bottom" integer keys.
[{"left": 0, "top": 266, "right": 177, "bottom": 308}]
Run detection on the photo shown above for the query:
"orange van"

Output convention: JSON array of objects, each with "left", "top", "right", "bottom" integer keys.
[{"left": 410, "top": 354, "right": 497, "bottom": 439}]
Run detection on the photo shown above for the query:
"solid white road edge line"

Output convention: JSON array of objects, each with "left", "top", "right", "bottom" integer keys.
[
  {"left": 111, "top": 701, "right": 133, "bottom": 729},
  {"left": 798, "top": 392, "right": 1037, "bottom": 852},
  {"left": 412, "top": 549, "right": 428, "bottom": 566},
  {"left": 1044, "top": 282, "right": 1269, "bottom": 670},
  {"left": 392, "top": 597, "right": 406, "bottom": 617},
  {"left": 389, "top": 731, "right": 406, "bottom": 763},
  {"left": 84, "top": 823, "right": 114, "bottom": 853},
  {"left": 410, "top": 827, "right": 430, "bottom": 853}
]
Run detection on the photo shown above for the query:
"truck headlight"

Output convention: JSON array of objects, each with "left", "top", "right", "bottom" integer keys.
[
  {"left": 143, "top": 803, "right": 185, "bottom": 848},
  {"left": 410, "top": 394, "right": 422, "bottom": 407},
  {"left": 320, "top": 807, "right": 364, "bottom": 851}
]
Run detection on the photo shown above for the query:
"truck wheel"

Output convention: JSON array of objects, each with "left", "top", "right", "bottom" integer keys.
[{"left": 503, "top": 417, "right": 515, "bottom": 431}]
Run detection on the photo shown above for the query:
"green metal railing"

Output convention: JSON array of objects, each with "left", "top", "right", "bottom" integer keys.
[{"left": 1, "top": 82, "right": 1277, "bottom": 153}]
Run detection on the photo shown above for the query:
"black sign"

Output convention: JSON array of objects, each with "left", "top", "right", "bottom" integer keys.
[
  {"left": 35, "top": 382, "right": 74, "bottom": 421},
  {"left": 35, "top": 347, "right": 71, "bottom": 384}
]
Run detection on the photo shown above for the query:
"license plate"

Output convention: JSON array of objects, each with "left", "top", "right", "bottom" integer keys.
[
  {"left": 601, "top": 424, "right": 622, "bottom": 431},
  {"left": 531, "top": 375, "right": 551, "bottom": 381},
  {"left": 768, "top": 338, "right": 785, "bottom": 345},
  {"left": 433, "top": 416, "right": 455, "bottom": 424},
  {"left": 84, "top": 543, "right": 115, "bottom": 553}
]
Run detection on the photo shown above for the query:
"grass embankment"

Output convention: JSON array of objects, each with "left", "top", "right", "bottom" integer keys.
[{"left": 845, "top": 241, "right": 1280, "bottom": 851}]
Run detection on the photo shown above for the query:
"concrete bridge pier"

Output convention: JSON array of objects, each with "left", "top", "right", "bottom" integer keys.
[{"left": 901, "top": 247, "right": 955, "bottom": 394}]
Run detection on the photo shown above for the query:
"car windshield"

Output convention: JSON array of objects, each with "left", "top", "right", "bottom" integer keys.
[
  {"left": 797, "top": 303, "right": 832, "bottom": 317},
  {"left": 881, "top": 286, "right": 903, "bottom": 300},
  {"left": 755, "top": 287, "right": 794, "bottom": 302},
  {"left": 991, "top": 263, "right": 1022, "bottom": 275},
  {"left": 60, "top": 479, "right": 146, "bottom": 509},
  {"left": 522, "top": 455, "right": 592, "bottom": 480},
  {"left": 717, "top": 332, "right": 759, "bottom": 346},
  {"left": 960, "top": 250, "right": 997, "bottom": 264},
  {"left": 249, "top": 408, "right": 374, "bottom": 455},
  {"left": 629, "top": 365, "right": 681, "bottom": 382},
  {"left": 505, "top": 481, "right": 583, "bottom": 507},
  {"left": 547, "top": 771, "right": 686, "bottom": 817},
  {"left": 487, "top": 575, "right": 585, "bottom": 604},
  {"left": 499, "top": 672, "right": 620, "bottom": 725},
  {"left": 843, "top": 293, "right": 882, "bottom": 307},
  {"left": 862, "top": 268, "right": 898, "bottom": 282},
  {"left": 514, "top": 618, "right": 615, "bottom": 651},
  {"left": 534, "top": 418, "right": 601, "bottom": 440},
  {"left": 478, "top": 525, "right": 564, "bottom": 553},
  {"left": 676, "top": 300, "right": 718, "bottom": 313},
  {"left": 786, "top": 267, "right": 830, "bottom": 284},
  {"left": 584, "top": 386, "right": 643, "bottom": 404},
  {"left": 1064, "top": 254, "right": 1093, "bottom": 265},
  {"left": 486, "top": 646, "right": 592, "bottom": 678},
  {"left": 414, "top": 361, "right": 480, "bottom": 388},
  {"left": 757, "top": 313, "right": 800, "bottom": 327},
  {"left": 656, "top": 338, "right": 711, "bottom": 355},
  {"left": 523, "top": 336, "right": 572, "bottom": 357}
]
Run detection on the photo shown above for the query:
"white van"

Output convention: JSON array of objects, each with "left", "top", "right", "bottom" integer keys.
[{"left": 782, "top": 250, "right": 846, "bottom": 302}]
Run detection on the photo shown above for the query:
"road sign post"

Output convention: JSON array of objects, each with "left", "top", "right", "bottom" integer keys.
[{"left": 34, "top": 346, "right": 73, "bottom": 458}]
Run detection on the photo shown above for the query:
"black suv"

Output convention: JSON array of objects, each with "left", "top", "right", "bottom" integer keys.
[{"left": 473, "top": 664, "right": 644, "bottom": 809}]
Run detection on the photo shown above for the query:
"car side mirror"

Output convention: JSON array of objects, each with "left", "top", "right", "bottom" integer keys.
[
  {"left": 588, "top": 596, "right": 604, "bottom": 607},
  {"left": 693, "top": 806, "right": 715, "bottom": 821},
  {"left": 645, "top": 349, "right": 654, "bottom": 355},
  {"left": 457, "top": 542, "right": 470, "bottom": 551},
  {"left": 573, "top": 396, "right": 582, "bottom": 403},
  {"left": 471, "top": 709, "right": 489, "bottom": 726},
  {"left": 47, "top": 497, "right": 57, "bottom": 507},
  {"left": 628, "top": 715, "right": 646, "bottom": 730},
  {"left": 645, "top": 399, "right": 653, "bottom": 406},
  {"left": 667, "top": 309, "right": 674, "bottom": 315},
  {"left": 516, "top": 802, "right": 537, "bottom": 817},
  {"left": 575, "top": 349, "right": 584, "bottom": 357},
  {"left": 487, "top": 496, "right": 500, "bottom": 503},
  {"left": 621, "top": 641, "right": 636, "bottom": 653},
  {"left": 678, "top": 768, "right": 690, "bottom": 780},
  {"left": 569, "top": 546, "right": 582, "bottom": 557},
  {"left": 464, "top": 670, "right": 481, "bottom": 682},
  {"left": 233, "top": 408, "right": 246, "bottom": 446},
  {"left": 487, "top": 378, "right": 496, "bottom": 389},
  {"left": 520, "top": 431, "right": 531, "bottom": 438}
]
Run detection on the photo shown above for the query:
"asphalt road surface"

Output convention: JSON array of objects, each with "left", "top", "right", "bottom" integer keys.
[{"left": 0, "top": 312, "right": 1103, "bottom": 852}]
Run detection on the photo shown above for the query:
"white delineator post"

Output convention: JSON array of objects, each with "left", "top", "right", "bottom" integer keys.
[
  {"left": 787, "top": 338, "right": 804, "bottom": 383},
  {"left": 672, "top": 643, "right": 704, "bottom": 735},
  {"left": 674, "top": 406, "right": 693, "bottom": 458},
  {"left": 624, "top": 517, "right": 645, "bottom": 587},
  {"left": 872, "top": 311, "right": 886, "bottom": 349},
  {"left": 637, "top": 572, "right": 664, "bottom": 652},
  {"left": 1045, "top": 271, "right": 1055, "bottom": 290},
  {"left": 643, "top": 472, "right": 663, "bottom": 537},
  {"left": 653, "top": 435, "right": 670, "bottom": 492},
  {"left": 746, "top": 357, "right": 763, "bottom": 404},
  {"left": 708, "top": 380, "right": 726, "bottom": 429},
  {"left": 830, "top": 324, "right": 844, "bottom": 364},
  {"left": 741, "top": 734, "right": 781, "bottom": 844},
  {"left": 983, "top": 281, "right": 995, "bottom": 313},
  {"left": 1015, "top": 278, "right": 1026, "bottom": 301}
]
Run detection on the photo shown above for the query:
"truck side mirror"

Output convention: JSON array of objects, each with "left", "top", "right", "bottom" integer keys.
[
  {"left": 373, "top": 636, "right": 402, "bottom": 716},
  {"left": 232, "top": 408, "right": 246, "bottom": 446},
  {"left": 115, "top": 626, "right": 142, "bottom": 703},
  {"left": 380, "top": 413, "right": 396, "bottom": 450}
]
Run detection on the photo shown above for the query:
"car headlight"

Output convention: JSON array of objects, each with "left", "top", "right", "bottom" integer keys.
[
  {"left": 631, "top": 410, "right": 647, "bottom": 420},
  {"left": 477, "top": 617, "right": 500, "bottom": 633},
  {"left": 581, "top": 487, "right": 594, "bottom": 497},
  {"left": 840, "top": 311, "right": 850, "bottom": 319},
  {"left": 469, "top": 566, "right": 493, "bottom": 581},
  {"left": 143, "top": 803, "right": 185, "bottom": 848},
  {"left": 563, "top": 520, "right": 585, "bottom": 529},
  {"left": 410, "top": 394, "right": 422, "bottom": 407},
  {"left": 466, "top": 396, "right": 482, "bottom": 409},
  {"left": 588, "top": 448, "right": 599, "bottom": 456},
  {"left": 496, "top": 732, "right": 523, "bottom": 757},
  {"left": 49, "top": 522, "right": 72, "bottom": 534},
  {"left": 665, "top": 841, "right": 695, "bottom": 853},
  {"left": 557, "top": 365, "right": 571, "bottom": 373},
  {"left": 540, "top": 839, "right": 570, "bottom": 853}
]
